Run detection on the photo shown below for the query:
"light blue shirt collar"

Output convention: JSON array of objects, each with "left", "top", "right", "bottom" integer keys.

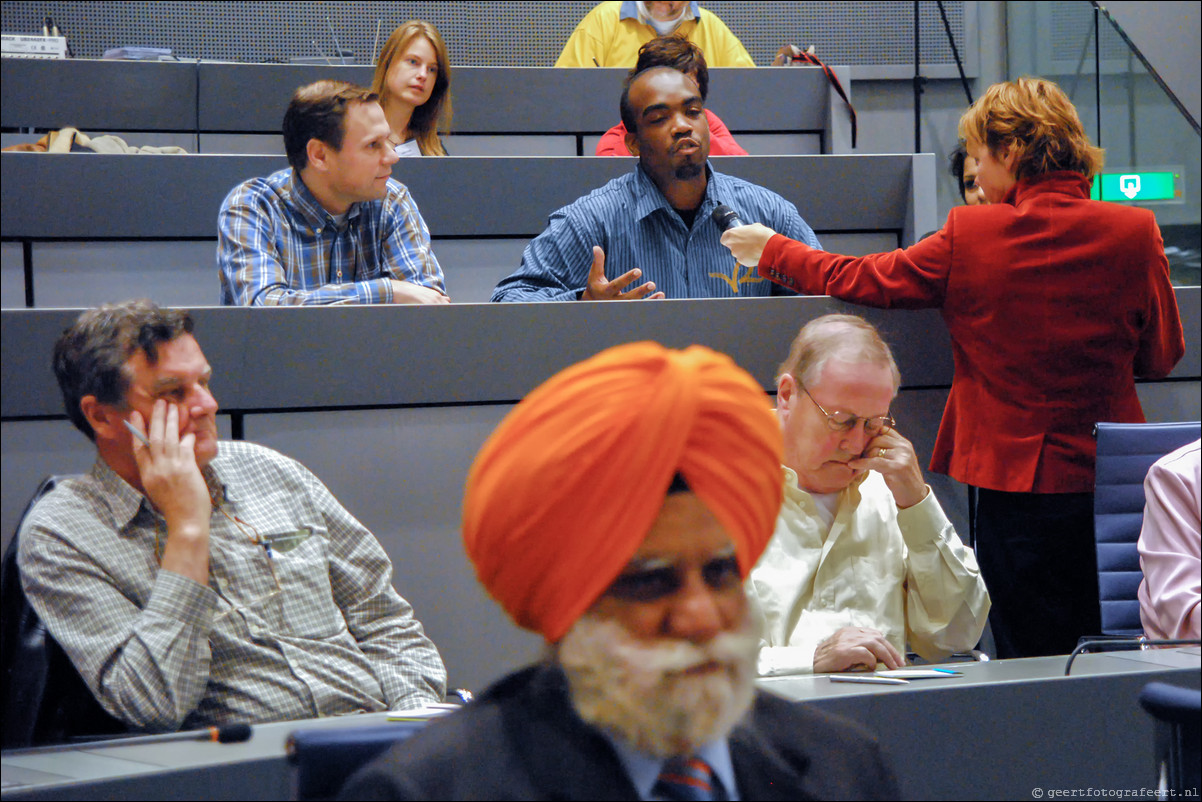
[
  {"left": 632, "top": 162, "right": 720, "bottom": 228},
  {"left": 620, "top": 1, "right": 702, "bottom": 23},
  {"left": 603, "top": 732, "right": 740, "bottom": 801}
]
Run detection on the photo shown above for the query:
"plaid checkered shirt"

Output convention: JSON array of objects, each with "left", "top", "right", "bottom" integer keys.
[
  {"left": 18, "top": 440, "right": 446, "bottom": 732},
  {"left": 218, "top": 168, "right": 445, "bottom": 305}
]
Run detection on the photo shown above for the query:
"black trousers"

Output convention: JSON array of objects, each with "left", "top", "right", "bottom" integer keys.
[{"left": 971, "top": 487, "right": 1101, "bottom": 659}]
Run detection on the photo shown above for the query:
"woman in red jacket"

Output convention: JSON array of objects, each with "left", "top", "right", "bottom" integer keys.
[{"left": 721, "top": 78, "right": 1184, "bottom": 658}]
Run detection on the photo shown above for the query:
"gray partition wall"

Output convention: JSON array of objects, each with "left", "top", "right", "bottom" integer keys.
[
  {"left": 0, "top": 1, "right": 975, "bottom": 73},
  {"left": 2, "top": 294, "right": 1199, "bottom": 690},
  {"left": 0, "top": 152, "right": 934, "bottom": 307},
  {"left": 1, "top": 60, "right": 851, "bottom": 154}
]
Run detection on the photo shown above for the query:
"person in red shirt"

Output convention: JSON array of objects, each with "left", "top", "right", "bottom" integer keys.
[
  {"left": 595, "top": 35, "right": 747, "bottom": 157},
  {"left": 720, "top": 77, "right": 1184, "bottom": 659}
]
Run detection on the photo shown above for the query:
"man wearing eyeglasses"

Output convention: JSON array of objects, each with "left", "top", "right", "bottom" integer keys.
[{"left": 749, "top": 314, "right": 990, "bottom": 675}]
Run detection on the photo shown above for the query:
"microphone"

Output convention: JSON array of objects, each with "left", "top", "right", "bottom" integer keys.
[
  {"left": 11, "top": 723, "right": 254, "bottom": 754},
  {"left": 711, "top": 204, "right": 745, "bottom": 231}
]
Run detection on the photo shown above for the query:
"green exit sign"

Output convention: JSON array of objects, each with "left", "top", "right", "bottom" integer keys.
[{"left": 1090, "top": 171, "right": 1180, "bottom": 202}]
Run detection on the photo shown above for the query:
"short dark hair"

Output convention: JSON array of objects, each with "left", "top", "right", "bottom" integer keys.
[
  {"left": 949, "top": 143, "right": 969, "bottom": 202},
  {"left": 619, "top": 35, "right": 708, "bottom": 135},
  {"left": 635, "top": 35, "right": 708, "bottom": 101},
  {"left": 283, "top": 80, "right": 379, "bottom": 171},
  {"left": 53, "top": 300, "right": 194, "bottom": 441}
]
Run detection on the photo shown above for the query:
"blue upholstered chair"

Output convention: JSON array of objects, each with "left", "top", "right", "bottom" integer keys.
[
  {"left": 287, "top": 721, "right": 425, "bottom": 800},
  {"left": 1, "top": 476, "right": 126, "bottom": 748},
  {"left": 1093, "top": 421, "right": 1201, "bottom": 636}
]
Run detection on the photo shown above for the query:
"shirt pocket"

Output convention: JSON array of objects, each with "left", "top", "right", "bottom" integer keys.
[{"left": 270, "top": 528, "right": 347, "bottom": 639}]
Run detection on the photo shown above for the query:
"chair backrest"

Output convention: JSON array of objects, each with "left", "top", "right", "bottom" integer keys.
[
  {"left": 1093, "top": 421, "right": 1202, "bottom": 636},
  {"left": 1139, "top": 681, "right": 1201, "bottom": 794},
  {"left": 287, "top": 721, "right": 425, "bottom": 800},
  {"left": 1, "top": 476, "right": 126, "bottom": 749}
]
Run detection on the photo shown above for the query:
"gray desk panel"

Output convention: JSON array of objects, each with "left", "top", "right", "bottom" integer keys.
[
  {"left": 0, "top": 59, "right": 197, "bottom": 132},
  {"left": 709, "top": 67, "right": 838, "bottom": 135},
  {"left": 197, "top": 64, "right": 372, "bottom": 134},
  {"left": 0, "top": 242, "right": 23, "bottom": 308},
  {"left": 0, "top": 300, "right": 954, "bottom": 419},
  {"left": 193, "top": 65, "right": 839, "bottom": 138},
  {"left": 0, "top": 153, "right": 925, "bottom": 239},
  {"left": 198, "top": 65, "right": 621, "bottom": 134},
  {"left": 6, "top": 289, "right": 1200, "bottom": 419},
  {"left": 0, "top": 153, "right": 278, "bottom": 239},
  {"left": 770, "top": 651, "right": 1202, "bottom": 800},
  {"left": 424, "top": 68, "right": 624, "bottom": 133},
  {"left": 1176, "top": 281, "right": 1202, "bottom": 376},
  {"left": 3, "top": 651, "right": 1197, "bottom": 801}
]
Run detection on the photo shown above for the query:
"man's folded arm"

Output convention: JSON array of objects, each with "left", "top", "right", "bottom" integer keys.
[
  {"left": 747, "top": 585, "right": 828, "bottom": 675},
  {"left": 19, "top": 524, "right": 216, "bottom": 732},
  {"left": 379, "top": 185, "right": 447, "bottom": 295},
  {"left": 756, "top": 643, "right": 821, "bottom": 676},
  {"left": 897, "top": 491, "right": 991, "bottom": 659},
  {"left": 307, "top": 467, "right": 447, "bottom": 707}
]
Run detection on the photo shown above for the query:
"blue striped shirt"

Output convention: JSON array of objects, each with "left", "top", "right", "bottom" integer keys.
[
  {"left": 218, "top": 168, "right": 445, "bottom": 305},
  {"left": 491, "top": 163, "right": 820, "bottom": 302}
]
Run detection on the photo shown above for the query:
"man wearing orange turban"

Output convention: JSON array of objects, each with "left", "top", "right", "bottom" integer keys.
[{"left": 345, "top": 342, "right": 897, "bottom": 800}]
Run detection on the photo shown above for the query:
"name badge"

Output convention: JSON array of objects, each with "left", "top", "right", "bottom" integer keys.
[{"left": 393, "top": 139, "right": 421, "bottom": 158}]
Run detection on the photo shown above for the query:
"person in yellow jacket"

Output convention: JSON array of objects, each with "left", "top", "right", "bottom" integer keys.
[{"left": 556, "top": 1, "right": 754, "bottom": 68}]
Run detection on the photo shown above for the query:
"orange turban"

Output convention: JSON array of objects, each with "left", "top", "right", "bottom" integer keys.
[{"left": 462, "top": 341, "right": 784, "bottom": 643}]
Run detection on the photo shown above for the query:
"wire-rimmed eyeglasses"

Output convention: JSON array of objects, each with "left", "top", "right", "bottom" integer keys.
[{"left": 802, "top": 385, "right": 895, "bottom": 434}]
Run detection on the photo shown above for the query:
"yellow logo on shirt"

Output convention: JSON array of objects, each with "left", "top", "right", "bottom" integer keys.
[{"left": 709, "top": 259, "right": 765, "bottom": 294}]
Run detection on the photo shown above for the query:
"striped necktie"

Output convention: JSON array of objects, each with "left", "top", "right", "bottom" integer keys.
[{"left": 652, "top": 755, "right": 725, "bottom": 801}]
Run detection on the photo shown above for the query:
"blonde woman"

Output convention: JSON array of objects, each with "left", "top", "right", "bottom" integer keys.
[{"left": 371, "top": 20, "right": 452, "bottom": 156}]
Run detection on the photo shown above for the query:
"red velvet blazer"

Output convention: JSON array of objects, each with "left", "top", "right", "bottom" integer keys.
[{"left": 759, "top": 172, "right": 1185, "bottom": 493}]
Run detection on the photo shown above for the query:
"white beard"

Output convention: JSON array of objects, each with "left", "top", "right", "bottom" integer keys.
[{"left": 557, "top": 612, "right": 759, "bottom": 758}]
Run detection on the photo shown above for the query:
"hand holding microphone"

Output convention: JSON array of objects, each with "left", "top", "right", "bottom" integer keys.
[
  {"left": 713, "top": 204, "right": 777, "bottom": 268},
  {"left": 711, "top": 204, "right": 745, "bottom": 231}
]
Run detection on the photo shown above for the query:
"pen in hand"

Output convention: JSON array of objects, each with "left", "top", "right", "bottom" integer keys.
[{"left": 124, "top": 418, "right": 151, "bottom": 447}]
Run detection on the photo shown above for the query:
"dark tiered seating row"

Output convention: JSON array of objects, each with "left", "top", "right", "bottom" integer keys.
[{"left": 1, "top": 60, "right": 852, "bottom": 152}]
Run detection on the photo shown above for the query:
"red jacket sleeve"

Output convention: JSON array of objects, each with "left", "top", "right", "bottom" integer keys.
[
  {"left": 757, "top": 229, "right": 950, "bottom": 309},
  {"left": 1135, "top": 218, "right": 1185, "bottom": 378}
]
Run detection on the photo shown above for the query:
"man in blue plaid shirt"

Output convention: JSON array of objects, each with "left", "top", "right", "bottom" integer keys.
[{"left": 218, "top": 80, "right": 447, "bottom": 305}]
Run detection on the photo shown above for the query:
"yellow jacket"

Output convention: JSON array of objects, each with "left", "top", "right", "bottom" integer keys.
[{"left": 555, "top": 1, "right": 754, "bottom": 68}]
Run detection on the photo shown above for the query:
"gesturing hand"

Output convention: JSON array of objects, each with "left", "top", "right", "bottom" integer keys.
[
  {"left": 813, "top": 626, "right": 905, "bottom": 673},
  {"left": 580, "top": 246, "right": 665, "bottom": 301}
]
